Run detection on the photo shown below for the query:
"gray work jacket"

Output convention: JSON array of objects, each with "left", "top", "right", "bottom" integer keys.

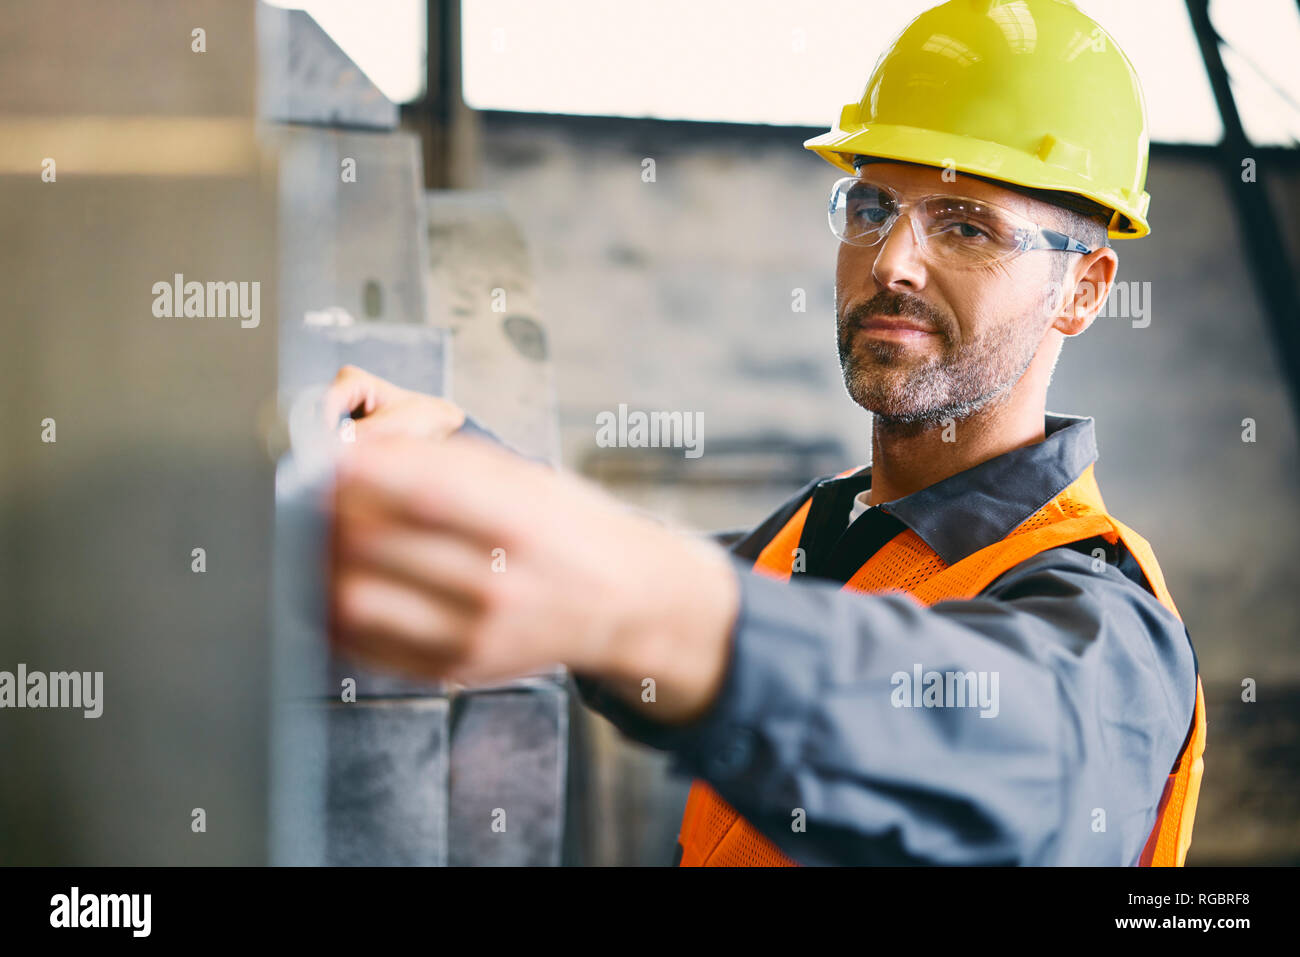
[{"left": 460, "top": 412, "right": 1199, "bottom": 866}]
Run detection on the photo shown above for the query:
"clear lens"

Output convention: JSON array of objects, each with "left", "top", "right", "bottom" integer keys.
[
  {"left": 919, "top": 196, "right": 1025, "bottom": 263},
  {"left": 829, "top": 179, "right": 897, "bottom": 247},
  {"left": 829, "top": 177, "right": 1032, "bottom": 267}
]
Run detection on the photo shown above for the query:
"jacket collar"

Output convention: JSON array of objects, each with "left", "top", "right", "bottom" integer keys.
[{"left": 822, "top": 412, "right": 1099, "bottom": 566}]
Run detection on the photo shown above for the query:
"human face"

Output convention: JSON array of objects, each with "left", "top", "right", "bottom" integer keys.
[{"left": 835, "top": 162, "right": 1065, "bottom": 427}]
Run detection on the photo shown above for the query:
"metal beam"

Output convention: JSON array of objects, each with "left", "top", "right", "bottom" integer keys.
[{"left": 1186, "top": 0, "right": 1300, "bottom": 430}]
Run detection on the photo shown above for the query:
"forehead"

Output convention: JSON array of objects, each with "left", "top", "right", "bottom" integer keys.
[{"left": 857, "top": 159, "right": 1039, "bottom": 219}]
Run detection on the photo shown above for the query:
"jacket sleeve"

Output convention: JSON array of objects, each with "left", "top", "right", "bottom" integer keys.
[
  {"left": 455, "top": 413, "right": 552, "bottom": 466},
  {"left": 573, "top": 545, "right": 1198, "bottom": 865}
]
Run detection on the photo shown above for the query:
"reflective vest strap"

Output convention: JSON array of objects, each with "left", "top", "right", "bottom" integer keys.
[
  {"left": 1104, "top": 519, "right": 1203, "bottom": 866},
  {"left": 908, "top": 515, "right": 1118, "bottom": 605},
  {"left": 1109, "top": 515, "right": 1184, "bottom": 619},
  {"left": 676, "top": 779, "right": 715, "bottom": 866},
  {"left": 752, "top": 465, "right": 864, "bottom": 581},
  {"left": 753, "top": 498, "right": 813, "bottom": 582},
  {"left": 1139, "top": 676, "right": 1207, "bottom": 866}
]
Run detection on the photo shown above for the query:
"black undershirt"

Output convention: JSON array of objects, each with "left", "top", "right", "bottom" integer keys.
[{"left": 789, "top": 477, "right": 904, "bottom": 585}]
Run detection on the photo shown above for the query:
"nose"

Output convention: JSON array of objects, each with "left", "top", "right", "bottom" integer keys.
[{"left": 871, "top": 209, "right": 928, "bottom": 292}]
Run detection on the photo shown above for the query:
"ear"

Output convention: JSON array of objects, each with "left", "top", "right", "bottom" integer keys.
[{"left": 1052, "top": 247, "right": 1118, "bottom": 337}]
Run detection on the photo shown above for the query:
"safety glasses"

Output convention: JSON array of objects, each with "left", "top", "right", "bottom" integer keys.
[{"left": 828, "top": 176, "right": 1096, "bottom": 269}]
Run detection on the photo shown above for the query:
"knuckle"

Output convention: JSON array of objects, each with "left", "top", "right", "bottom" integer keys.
[
  {"left": 333, "top": 576, "right": 369, "bottom": 630},
  {"left": 331, "top": 514, "right": 363, "bottom": 556},
  {"left": 477, "top": 573, "right": 514, "bottom": 619}
]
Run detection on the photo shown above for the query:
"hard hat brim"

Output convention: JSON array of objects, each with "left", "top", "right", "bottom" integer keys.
[{"left": 804, "top": 122, "right": 1150, "bottom": 240}]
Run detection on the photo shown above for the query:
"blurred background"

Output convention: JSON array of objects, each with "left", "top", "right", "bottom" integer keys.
[{"left": 1, "top": 0, "right": 1297, "bottom": 866}]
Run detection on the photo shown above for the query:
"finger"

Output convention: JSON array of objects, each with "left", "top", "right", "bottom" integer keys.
[
  {"left": 330, "top": 570, "right": 474, "bottom": 679},
  {"left": 331, "top": 627, "right": 456, "bottom": 684},
  {"left": 322, "top": 366, "right": 393, "bottom": 425},
  {"left": 349, "top": 409, "right": 412, "bottom": 443},
  {"left": 321, "top": 379, "right": 371, "bottom": 428},
  {"left": 335, "top": 433, "right": 549, "bottom": 541},
  {"left": 333, "top": 498, "right": 497, "bottom": 608}
]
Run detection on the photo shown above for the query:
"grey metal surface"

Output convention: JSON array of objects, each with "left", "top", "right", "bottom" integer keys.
[
  {"left": 269, "top": 122, "right": 447, "bottom": 701},
  {"left": 284, "top": 320, "right": 449, "bottom": 403},
  {"left": 325, "top": 700, "right": 450, "bottom": 866},
  {"left": 270, "top": 699, "right": 450, "bottom": 866},
  {"left": 449, "top": 680, "right": 568, "bottom": 866},
  {"left": 266, "top": 123, "right": 455, "bottom": 857},
  {"left": 0, "top": 0, "right": 274, "bottom": 865},
  {"left": 269, "top": 431, "right": 459, "bottom": 862},
  {"left": 257, "top": 2, "right": 399, "bottom": 130},
  {"left": 268, "top": 415, "right": 447, "bottom": 706},
  {"left": 263, "top": 31, "right": 577, "bottom": 866},
  {"left": 273, "top": 125, "right": 434, "bottom": 380},
  {"left": 0, "top": 0, "right": 580, "bottom": 869}
]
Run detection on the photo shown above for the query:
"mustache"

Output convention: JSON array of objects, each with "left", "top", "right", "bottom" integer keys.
[{"left": 842, "top": 292, "right": 946, "bottom": 335}]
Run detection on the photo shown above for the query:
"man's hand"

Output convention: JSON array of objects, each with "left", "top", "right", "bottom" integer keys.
[
  {"left": 321, "top": 365, "right": 465, "bottom": 442},
  {"left": 328, "top": 433, "right": 741, "bottom": 725}
]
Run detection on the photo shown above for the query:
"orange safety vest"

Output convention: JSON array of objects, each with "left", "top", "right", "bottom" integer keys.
[{"left": 677, "top": 461, "right": 1206, "bottom": 866}]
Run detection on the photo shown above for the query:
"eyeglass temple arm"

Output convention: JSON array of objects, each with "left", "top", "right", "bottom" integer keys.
[{"left": 1025, "top": 227, "right": 1094, "bottom": 255}]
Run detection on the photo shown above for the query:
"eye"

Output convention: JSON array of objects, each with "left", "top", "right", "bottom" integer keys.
[
  {"left": 845, "top": 184, "right": 895, "bottom": 224},
  {"left": 847, "top": 197, "right": 891, "bottom": 224},
  {"left": 858, "top": 204, "right": 891, "bottom": 224},
  {"left": 937, "top": 219, "right": 990, "bottom": 240}
]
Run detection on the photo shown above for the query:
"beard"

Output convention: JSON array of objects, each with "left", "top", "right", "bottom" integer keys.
[{"left": 836, "top": 288, "right": 1046, "bottom": 429}]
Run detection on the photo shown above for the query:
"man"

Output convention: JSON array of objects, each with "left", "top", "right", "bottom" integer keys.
[{"left": 323, "top": 0, "right": 1205, "bottom": 865}]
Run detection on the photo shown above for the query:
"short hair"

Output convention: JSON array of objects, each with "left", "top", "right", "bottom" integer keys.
[
  {"left": 1007, "top": 189, "right": 1110, "bottom": 286},
  {"left": 985, "top": 177, "right": 1112, "bottom": 268}
]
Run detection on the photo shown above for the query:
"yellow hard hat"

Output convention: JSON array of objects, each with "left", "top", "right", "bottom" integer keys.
[{"left": 804, "top": 0, "right": 1152, "bottom": 239}]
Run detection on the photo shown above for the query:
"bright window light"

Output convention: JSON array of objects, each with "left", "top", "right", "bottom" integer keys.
[
  {"left": 265, "top": 0, "right": 426, "bottom": 104},
  {"left": 462, "top": 0, "right": 1225, "bottom": 144},
  {"left": 1211, "top": 0, "right": 1300, "bottom": 145},
  {"left": 1075, "top": 0, "right": 1222, "bottom": 144}
]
